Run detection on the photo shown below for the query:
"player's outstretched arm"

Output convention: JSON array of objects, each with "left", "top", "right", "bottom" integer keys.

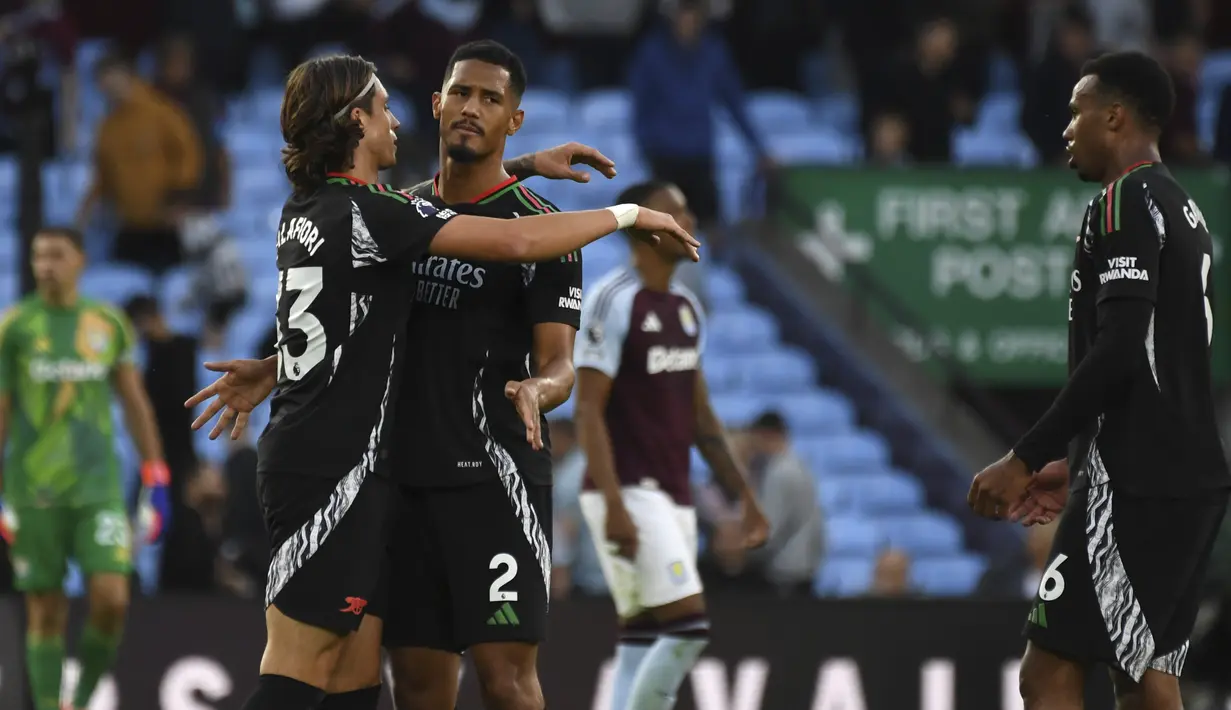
[
  {"left": 429, "top": 205, "right": 700, "bottom": 264},
  {"left": 693, "top": 370, "right": 769, "bottom": 548},
  {"left": 184, "top": 357, "right": 278, "bottom": 441},
  {"left": 504, "top": 143, "right": 618, "bottom": 183}
]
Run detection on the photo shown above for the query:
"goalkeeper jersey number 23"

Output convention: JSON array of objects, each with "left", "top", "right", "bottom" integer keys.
[{"left": 0, "top": 295, "right": 136, "bottom": 507}]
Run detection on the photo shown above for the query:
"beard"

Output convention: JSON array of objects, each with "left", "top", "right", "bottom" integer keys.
[{"left": 446, "top": 142, "right": 483, "bottom": 163}]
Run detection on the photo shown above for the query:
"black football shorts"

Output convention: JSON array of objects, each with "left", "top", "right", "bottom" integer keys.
[
  {"left": 258, "top": 470, "right": 394, "bottom": 634},
  {"left": 1024, "top": 482, "right": 1227, "bottom": 681},
  {"left": 381, "top": 478, "right": 553, "bottom": 652}
]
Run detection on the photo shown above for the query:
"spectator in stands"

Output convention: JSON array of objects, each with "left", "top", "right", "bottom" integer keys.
[
  {"left": 699, "top": 412, "right": 823, "bottom": 596},
  {"left": 76, "top": 53, "right": 203, "bottom": 274},
  {"left": 867, "top": 114, "right": 912, "bottom": 165},
  {"left": 974, "top": 519, "right": 1057, "bottom": 599},
  {"left": 627, "top": 0, "right": 771, "bottom": 230},
  {"left": 0, "top": 0, "right": 80, "bottom": 156},
  {"left": 869, "top": 17, "right": 973, "bottom": 163},
  {"left": 1086, "top": 0, "right": 1152, "bottom": 53},
  {"left": 1159, "top": 31, "right": 1207, "bottom": 165},
  {"left": 550, "top": 418, "right": 608, "bottom": 599},
  {"left": 154, "top": 34, "right": 229, "bottom": 210},
  {"left": 868, "top": 548, "right": 913, "bottom": 597},
  {"left": 478, "top": 0, "right": 555, "bottom": 89},
  {"left": 1022, "top": 5, "right": 1096, "bottom": 166},
  {"left": 179, "top": 215, "right": 249, "bottom": 350}
]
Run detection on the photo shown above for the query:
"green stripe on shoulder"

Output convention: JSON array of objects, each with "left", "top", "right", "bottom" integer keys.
[
  {"left": 478, "top": 182, "right": 524, "bottom": 206},
  {"left": 367, "top": 183, "right": 409, "bottom": 203},
  {"left": 1107, "top": 163, "right": 1153, "bottom": 233}
]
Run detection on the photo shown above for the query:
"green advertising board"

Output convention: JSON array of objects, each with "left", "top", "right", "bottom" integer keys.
[{"left": 777, "top": 167, "right": 1231, "bottom": 385}]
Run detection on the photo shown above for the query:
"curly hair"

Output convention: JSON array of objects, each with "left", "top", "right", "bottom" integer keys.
[
  {"left": 1082, "top": 51, "right": 1176, "bottom": 133},
  {"left": 280, "top": 55, "right": 378, "bottom": 193}
]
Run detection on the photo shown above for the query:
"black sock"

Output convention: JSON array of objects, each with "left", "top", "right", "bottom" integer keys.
[
  {"left": 241, "top": 674, "right": 328, "bottom": 710},
  {"left": 319, "top": 686, "right": 382, "bottom": 710}
]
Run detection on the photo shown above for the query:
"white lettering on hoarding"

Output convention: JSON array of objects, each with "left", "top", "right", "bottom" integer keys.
[
  {"left": 810, "top": 658, "right": 866, "bottom": 710},
  {"left": 691, "top": 658, "right": 770, "bottom": 710},
  {"left": 930, "top": 246, "right": 1073, "bottom": 301},
  {"left": 921, "top": 659, "right": 954, "bottom": 710}
]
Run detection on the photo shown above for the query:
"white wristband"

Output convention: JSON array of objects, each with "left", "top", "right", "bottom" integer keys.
[{"left": 606, "top": 204, "right": 640, "bottom": 231}]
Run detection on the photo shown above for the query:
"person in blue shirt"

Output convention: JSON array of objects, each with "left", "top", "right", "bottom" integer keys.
[{"left": 627, "top": 0, "right": 773, "bottom": 229}]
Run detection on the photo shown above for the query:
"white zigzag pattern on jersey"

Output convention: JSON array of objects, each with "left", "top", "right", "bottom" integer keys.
[{"left": 349, "top": 199, "right": 386, "bottom": 268}]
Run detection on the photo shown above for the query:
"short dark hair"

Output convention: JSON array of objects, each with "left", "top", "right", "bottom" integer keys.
[
  {"left": 444, "top": 40, "right": 528, "bottom": 98},
  {"left": 35, "top": 226, "right": 85, "bottom": 252},
  {"left": 615, "top": 180, "right": 676, "bottom": 239},
  {"left": 1081, "top": 51, "right": 1175, "bottom": 132},
  {"left": 280, "top": 55, "right": 378, "bottom": 193},
  {"left": 124, "top": 294, "right": 160, "bottom": 322},
  {"left": 750, "top": 410, "right": 788, "bottom": 434},
  {"left": 92, "top": 51, "right": 133, "bottom": 79}
]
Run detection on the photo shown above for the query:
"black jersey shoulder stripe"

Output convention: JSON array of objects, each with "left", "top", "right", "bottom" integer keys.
[{"left": 1104, "top": 162, "right": 1155, "bottom": 234}]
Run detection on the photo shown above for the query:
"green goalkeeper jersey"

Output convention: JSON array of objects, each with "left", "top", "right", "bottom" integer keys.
[{"left": 0, "top": 295, "right": 136, "bottom": 507}]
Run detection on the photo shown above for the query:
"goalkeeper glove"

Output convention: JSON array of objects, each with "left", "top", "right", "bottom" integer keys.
[
  {"left": 0, "top": 497, "right": 13, "bottom": 545},
  {"left": 136, "top": 461, "right": 171, "bottom": 543}
]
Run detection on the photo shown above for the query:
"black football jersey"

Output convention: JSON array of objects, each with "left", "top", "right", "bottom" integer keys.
[
  {"left": 258, "top": 175, "right": 460, "bottom": 479},
  {"left": 1067, "top": 162, "right": 1229, "bottom": 496},
  {"left": 392, "top": 176, "right": 583, "bottom": 487}
]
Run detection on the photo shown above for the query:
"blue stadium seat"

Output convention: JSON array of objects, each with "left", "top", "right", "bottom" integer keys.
[
  {"left": 518, "top": 89, "right": 571, "bottom": 133},
  {"left": 825, "top": 515, "right": 884, "bottom": 556},
  {"left": 705, "top": 267, "right": 745, "bottom": 309},
  {"left": 836, "top": 469, "right": 925, "bottom": 513},
  {"left": 0, "top": 228, "right": 17, "bottom": 264},
  {"left": 987, "top": 53, "right": 1019, "bottom": 93},
  {"left": 976, "top": 92, "right": 1021, "bottom": 131},
  {"left": 0, "top": 274, "right": 17, "bottom": 310},
  {"left": 880, "top": 512, "right": 964, "bottom": 555},
  {"left": 228, "top": 308, "right": 273, "bottom": 358},
  {"left": 816, "top": 477, "right": 854, "bottom": 513},
  {"left": 708, "top": 393, "right": 768, "bottom": 428},
  {"left": 796, "top": 430, "right": 890, "bottom": 474},
  {"left": 160, "top": 266, "right": 205, "bottom": 333},
  {"left": 766, "top": 390, "right": 853, "bottom": 435},
  {"left": 707, "top": 307, "right": 779, "bottom": 354},
  {"left": 739, "top": 349, "right": 816, "bottom": 393},
  {"left": 80, "top": 264, "right": 157, "bottom": 304},
  {"left": 814, "top": 93, "right": 858, "bottom": 134},
  {"left": 578, "top": 89, "right": 632, "bottom": 131},
  {"left": 814, "top": 556, "right": 876, "bottom": 597},
  {"left": 765, "top": 130, "right": 860, "bottom": 165},
  {"left": 223, "top": 124, "right": 283, "bottom": 161},
  {"left": 703, "top": 356, "right": 744, "bottom": 394},
  {"left": 911, "top": 554, "right": 988, "bottom": 596},
  {"left": 747, "top": 91, "right": 813, "bottom": 133},
  {"left": 953, "top": 128, "right": 1038, "bottom": 167},
  {"left": 715, "top": 121, "right": 756, "bottom": 170},
  {"left": 1199, "top": 51, "right": 1231, "bottom": 94},
  {"left": 1198, "top": 92, "right": 1220, "bottom": 152},
  {"left": 232, "top": 166, "right": 288, "bottom": 207},
  {"left": 689, "top": 447, "right": 711, "bottom": 485}
]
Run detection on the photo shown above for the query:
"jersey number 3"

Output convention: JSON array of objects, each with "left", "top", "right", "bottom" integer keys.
[{"left": 276, "top": 267, "right": 327, "bottom": 380}]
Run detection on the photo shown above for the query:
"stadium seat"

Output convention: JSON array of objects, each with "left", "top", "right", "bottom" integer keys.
[
  {"left": 223, "top": 124, "right": 284, "bottom": 161},
  {"left": 709, "top": 394, "right": 768, "bottom": 428},
  {"left": 953, "top": 128, "right": 1038, "bottom": 167},
  {"left": 705, "top": 267, "right": 746, "bottom": 309},
  {"left": 715, "top": 122, "right": 756, "bottom": 170},
  {"left": 836, "top": 469, "right": 925, "bottom": 513},
  {"left": 80, "top": 264, "right": 157, "bottom": 304},
  {"left": 880, "top": 512, "right": 964, "bottom": 555},
  {"left": 911, "top": 554, "right": 988, "bottom": 596},
  {"left": 0, "top": 274, "right": 17, "bottom": 310},
  {"left": 814, "top": 556, "right": 875, "bottom": 597},
  {"left": 796, "top": 429, "right": 892, "bottom": 475},
  {"left": 703, "top": 355, "right": 744, "bottom": 394},
  {"left": 766, "top": 390, "right": 853, "bottom": 435},
  {"left": 160, "top": 266, "right": 205, "bottom": 333},
  {"left": 739, "top": 349, "right": 816, "bottom": 393},
  {"left": 813, "top": 93, "right": 858, "bottom": 134},
  {"left": 578, "top": 89, "right": 632, "bottom": 131},
  {"left": 747, "top": 91, "right": 814, "bottom": 133},
  {"left": 1198, "top": 92, "right": 1220, "bottom": 151},
  {"left": 976, "top": 92, "right": 1021, "bottom": 131},
  {"left": 765, "top": 130, "right": 861, "bottom": 165},
  {"left": 233, "top": 166, "right": 289, "bottom": 207},
  {"left": 1199, "top": 51, "right": 1231, "bottom": 94},
  {"left": 689, "top": 448, "right": 711, "bottom": 485},
  {"left": 228, "top": 308, "right": 273, "bottom": 358},
  {"left": 0, "top": 228, "right": 17, "bottom": 264},
  {"left": 825, "top": 515, "right": 884, "bottom": 556},
  {"left": 707, "top": 307, "right": 779, "bottom": 354},
  {"left": 518, "top": 89, "right": 571, "bottom": 133}
]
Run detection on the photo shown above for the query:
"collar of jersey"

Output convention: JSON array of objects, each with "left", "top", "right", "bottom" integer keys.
[
  {"left": 325, "top": 172, "right": 368, "bottom": 185},
  {"left": 431, "top": 174, "right": 520, "bottom": 204}
]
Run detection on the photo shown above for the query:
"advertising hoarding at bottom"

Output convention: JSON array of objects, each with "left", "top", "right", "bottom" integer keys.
[{"left": 0, "top": 595, "right": 1115, "bottom": 710}]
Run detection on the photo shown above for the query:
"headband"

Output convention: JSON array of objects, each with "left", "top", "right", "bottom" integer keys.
[{"left": 333, "top": 74, "right": 379, "bottom": 121}]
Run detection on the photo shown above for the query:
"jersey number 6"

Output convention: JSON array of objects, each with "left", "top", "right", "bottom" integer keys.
[
  {"left": 276, "top": 267, "right": 327, "bottom": 380},
  {"left": 489, "top": 553, "right": 519, "bottom": 602},
  {"left": 1038, "top": 553, "right": 1068, "bottom": 602}
]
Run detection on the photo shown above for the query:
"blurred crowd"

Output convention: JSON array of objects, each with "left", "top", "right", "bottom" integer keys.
[{"left": 2, "top": 0, "right": 1231, "bottom": 614}]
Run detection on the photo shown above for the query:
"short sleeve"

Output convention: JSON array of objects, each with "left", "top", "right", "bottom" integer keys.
[
  {"left": 1095, "top": 179, "right": 1162, "bottom": 304},
  {"left": 526, "top": 252, "right": 583, "bottom": 329},
  {"left": 0, "top": 309, "right": 18, "bottom": 394},
  {"left": 347, "top": 184, "right": 461, "bottom": 265},
  {"left": 108, "top": 307, "right": 138, "bottom": 366},
  {"left": 574, "top": 281, "right": 635, "bottom": 378}
]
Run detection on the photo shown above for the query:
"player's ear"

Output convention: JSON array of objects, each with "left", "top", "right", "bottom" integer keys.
[
  {"left": 508, "top": 108, "right": 524, "bottom": 137},
  {"left": 432, "top": 92, "right": 443, "bottom": 121},
  {"left": 1106, "top": 102, "right": 1127, "bottom": 132}
]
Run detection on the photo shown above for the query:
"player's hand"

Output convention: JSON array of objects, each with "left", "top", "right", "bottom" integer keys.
[
  {"left": 0, "top": 497, "right": 15, "bottom": 546},
  {"left": 605, "top": 501, "right": 639, "bottom": 560},
  {"left": 137, "top": 460, "right": 172, "bottom": 543},
  {"left": 968, "top": 452, "right": 1033, "bottom": 520},
  {"left": 1007, "top": 459, "right": 1069, "bottom": 526},
  {"left": 185, "top": 358, "right": 277, "bottom": 441},
  {"left": 631, "top": 208, "right": 701, "bottom": 262},
  {"left": 504, "top": 379, "right": 544, "bottom": 450},
  {"left": 533, "top": 142, "right": 618, "bottom": 183},
  {"left": 740, "top": 493, "right": 770, "bottom": 549}
]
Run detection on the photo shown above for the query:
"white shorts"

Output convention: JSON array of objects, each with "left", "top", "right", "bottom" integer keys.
[{"left": 578, "top": 485, "right": 702, "bottom": 619}]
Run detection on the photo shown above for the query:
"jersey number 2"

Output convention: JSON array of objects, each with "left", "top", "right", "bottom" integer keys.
[
  {"left": 489, "top": 553, "right": 519, "bottom": 602},
  {"left": 1201, "top": 253, "right": 1213, "bottom": 346},
  {"left": 276, "top": 267, "right": 327, "bottom": 380}
]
